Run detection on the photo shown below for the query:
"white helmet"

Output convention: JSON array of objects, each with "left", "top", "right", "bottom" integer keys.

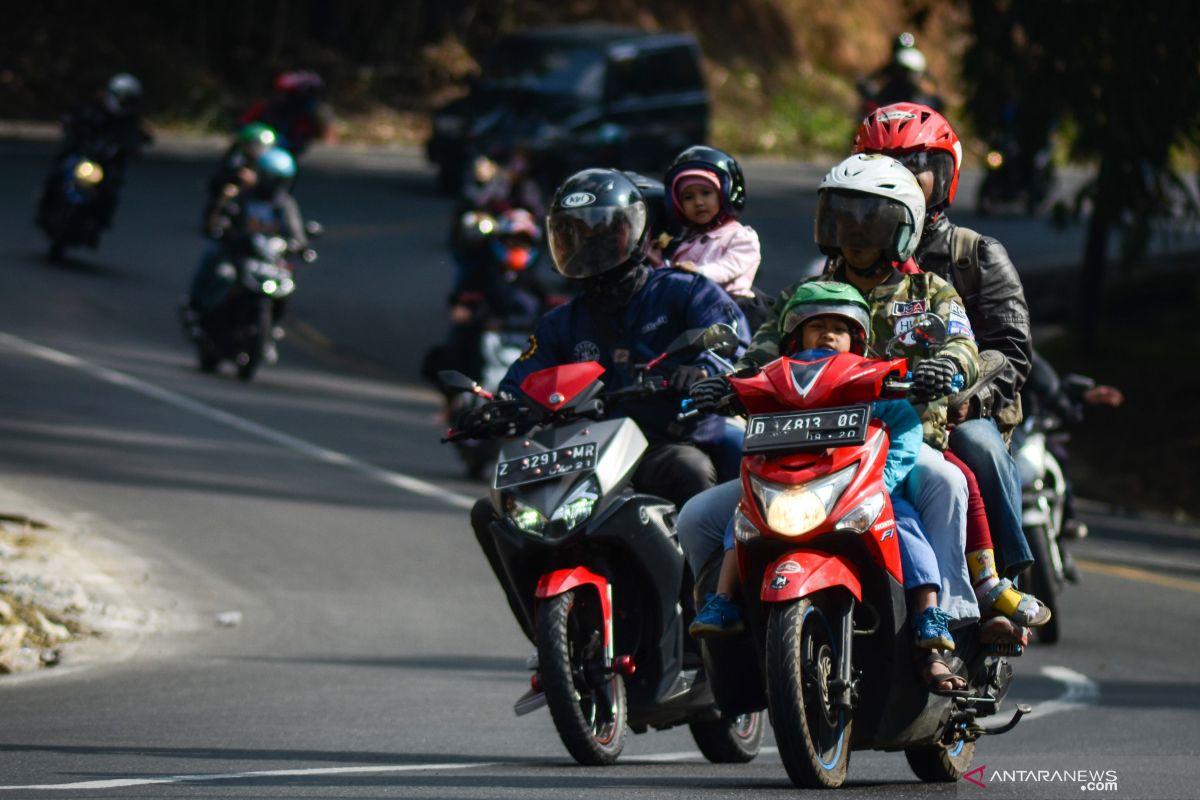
[
  {"left": 815, "top": 153, "right": 926, "bottom": 262},
  {"left": 105, "top": 73, "right": 142, "bottom": 114}
]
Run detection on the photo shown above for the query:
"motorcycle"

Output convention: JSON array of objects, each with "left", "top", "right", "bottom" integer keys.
[
  {"left": 696, "top": 316, "right": 1027, "bottom": 789},
  {"left": 184, "top": 226, "right": 318, "bottom": 381},
  {"left": 977, "top": 134, "right": 1055, "bottom": 217},
  {"left": 37, "top": 152, "right": 113, "bottom": 261},
  {"left": 440, "top": 326, "right": 763, "bottom": 766}
]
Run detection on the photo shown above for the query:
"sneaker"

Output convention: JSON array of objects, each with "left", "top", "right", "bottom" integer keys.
[
  {"left": 913, "top": 607, "right": 955, "bottom": 651},
  {"left": 689, "top": 592, "right": 744, "bottom": 638}
]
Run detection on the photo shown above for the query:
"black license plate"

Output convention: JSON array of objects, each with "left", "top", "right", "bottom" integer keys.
[
  {"left": 743, "top": 404, "right": 870, "bottom": 453},
  {"left": 494, "top": 443, "right": 598, "bottom": 489}
]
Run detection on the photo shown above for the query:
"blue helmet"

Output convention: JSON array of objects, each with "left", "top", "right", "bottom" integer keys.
[{"left": 257, "top": 147, "right": 296, "bottom": 180}]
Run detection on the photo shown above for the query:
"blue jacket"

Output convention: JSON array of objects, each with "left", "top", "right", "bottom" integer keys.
[
  {"left": 501, "top": 267, "right": 750, "bottom": 446},
  {"left": 871, "top": 398, "right": 922, "bottom": 494}
]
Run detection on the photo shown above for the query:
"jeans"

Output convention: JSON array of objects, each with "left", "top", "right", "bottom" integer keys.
[
  {"left": 892, "top": 494, "right": 940, "bottom": 591},
  {"left": 950, "top": 418, "right": 1033, "bottom": 578},
  {"left": 676, "top": 479, "right": 742, "bottom": 576},
  {"left": 902, "top": 445, "right": 979, "bottom": 623}
]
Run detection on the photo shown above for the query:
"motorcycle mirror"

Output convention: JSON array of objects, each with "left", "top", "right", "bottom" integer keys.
[
  {"left": 701, "top": 323, "right": 739, "bottom": 358},
  {"left": 909, "top": 313, "right": 948, "bottom": 347},
  {"left": 662, "top": 328, "right": 707, "bottom": 357},
  {"left": 304, "top": 220, "right": 324, "bottom": 238},
  {"left": 438, "top": 370, "right": 479, "bottom": 394}
]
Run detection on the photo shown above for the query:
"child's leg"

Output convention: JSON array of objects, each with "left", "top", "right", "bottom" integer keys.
[
  {"left": 689, "top": 521, "right": 745, "bottom": 638},
  {"left": 893, "top": 494, "right": 954, "bottom": 652},
  {"left": 715, "top": 547, "right": 740, "bottom": 598}
]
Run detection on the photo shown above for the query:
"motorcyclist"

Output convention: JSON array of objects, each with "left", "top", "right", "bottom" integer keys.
[
  {"left": 238, "top": 70, "right": 336, "bottom": 157},
  {"left": 858, "top": 33, "right": 943, "bottom": 113},
  {"left": 202, "top": 123, "right": 278, "bottom": 232},
  {"left": 853, "top": 103, "right": 1046, "bottom": 621},
  {"left": 184, "top": 146, "right": 307, "bottom": 360},
  {"left": 36, "top": 73, "right": 153, "bottom": 239}
]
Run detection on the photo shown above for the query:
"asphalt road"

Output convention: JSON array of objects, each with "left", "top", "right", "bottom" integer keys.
[{"left": 0, "top": 140, "right": 1197, "bottom": 798}]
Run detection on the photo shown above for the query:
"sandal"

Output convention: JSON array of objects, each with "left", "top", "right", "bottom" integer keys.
[
  {"left": 916, "top": 649, "right": 970, "bottom": 697},
  {"left": 981, "top": 577, "right": 1053, "bottom": 627},
  {"left": 980, "top": 617, "right": 1028, "bottom": 656}
]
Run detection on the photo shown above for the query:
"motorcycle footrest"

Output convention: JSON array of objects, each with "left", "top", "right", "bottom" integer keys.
[
  {"left": 968, "top": 703, "right": 1031, "bottom": 737},
  {"left": 514, "top": 687, "right": 547, "bottom": 717}
]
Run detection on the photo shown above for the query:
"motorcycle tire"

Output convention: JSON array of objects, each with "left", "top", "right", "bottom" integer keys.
[
  {"left": 236, "top": 300, "right": 272, "bottom": 382},
  {"left": 905, "top": 739, "right": 976, "bottom": 783},
  {"left": 766, "top": 594, "right": 852, "bottom": 789},
  {"left": 536, "top": 590, "right": 627, "bottom": 766},
  {"left": 688, "top": 712, "right": 763, "bottom": 764},
  {"left": 1023, "top": 523, "right": 1061, "bottom": 644}
]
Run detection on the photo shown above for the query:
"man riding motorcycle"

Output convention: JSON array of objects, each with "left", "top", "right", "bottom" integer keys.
[
  {"left": 468, "top": 167, "right": 749, "bottom": 621},
  {"left": 238, "top": 70, "right": 336, "bottom": 158},
  {"left": 202, "top": 122, "right": 279, "bottom": 229}
]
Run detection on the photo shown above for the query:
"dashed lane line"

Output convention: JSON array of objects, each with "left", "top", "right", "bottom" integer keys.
[{"left": 0, "top": 332, "right": 475, "bottom": 510}]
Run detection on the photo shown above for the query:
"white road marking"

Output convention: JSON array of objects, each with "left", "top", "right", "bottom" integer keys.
[
  {"left": 0, "top": 332, "right": 475, "bottom": 510},
  {"left": 1027, "top": 664, "right": 1100, "bottom": 720},
  {"left": 0, "top": 762, "right": 496, "bottom": 792},
  {"left": 626, "top": 746, "right": 779, "bottom": 763}
]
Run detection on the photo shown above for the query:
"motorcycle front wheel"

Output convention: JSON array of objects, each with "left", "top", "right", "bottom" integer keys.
[
  {"left": 1024, "top": 523, "right": 1062, "bottom": 644},
  {"left": 766, "top": 594, "right": 852, "bottom": 789},
  {"left": 235, "top": 298, "right": 272, "bottom": 382},
  {"left": 536, "top": 590, "right": 627, "bottom": 766}
]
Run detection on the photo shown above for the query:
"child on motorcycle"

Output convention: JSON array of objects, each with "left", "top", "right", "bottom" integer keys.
[
  {"left": 660, "top": 146, "right": 772, "bottom": 332},
  {"left": 690, "top": 283, "right": 964, "bottom": 691}
]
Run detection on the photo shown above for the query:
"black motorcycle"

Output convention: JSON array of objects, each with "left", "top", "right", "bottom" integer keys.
[
  {"left": 977, "top": 134, "right": 1055, "bottom": 217},
  {"left": 37, "top": 152, "right": 115, "bottom": 261}
]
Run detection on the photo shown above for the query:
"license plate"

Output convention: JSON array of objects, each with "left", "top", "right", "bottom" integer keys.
[
  {"left": 494, "top": 443, "right": 598, "bottom": 489},
  {"left": 743, "top": 404, "right": 870, "bottom": 453}
]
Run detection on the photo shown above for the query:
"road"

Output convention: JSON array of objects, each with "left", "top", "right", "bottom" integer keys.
[{"left": 0, "top": 140, "right": 1197, "bottom": 798}]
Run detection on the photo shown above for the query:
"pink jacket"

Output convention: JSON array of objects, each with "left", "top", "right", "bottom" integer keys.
[{"left": 671, "top": 219, "right": 761, "bottom": 298}]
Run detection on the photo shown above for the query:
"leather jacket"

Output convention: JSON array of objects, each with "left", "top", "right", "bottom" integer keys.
[{"left": 914, "top": 214, "right": 1032, "bottom": 426}]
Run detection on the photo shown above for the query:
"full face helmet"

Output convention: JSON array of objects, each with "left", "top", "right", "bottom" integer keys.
[
  {"left": 105, "top": 73, "right": 142, "bottom": 114},
  {"left": 779, "top": 281, "right": 872, "bottom": 356},
  {"left": 545, "top": 169, "right": 648, "bottom": 279},
  {"left": 815, "top": 153, "right": 926, "bottom": 263},
  {"left": 664, "top": 145, "right": 746, "bottom": 222},
  {"left": 491, "top": 208, "right": 542, "bottom": 271},
  {"left": 254, "top": 147, "right": 297, "bottom": 195},
  {"left": 852, "top": 102, "right": 962, "bottom": 215}
]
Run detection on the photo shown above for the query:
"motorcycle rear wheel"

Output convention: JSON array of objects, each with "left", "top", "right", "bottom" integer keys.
[
  {"left": 1024, "top": 523, "right": 1062, "bottom": 644},
  {"left": 905, "top": 738, "right": 976, "bottom": 782},
  {"left": 689, "top": 711, "right": 763, "bottom": 763},
  {"left": 766, "top": 595, "right": 852, "bottom": 789},
  {"left": 536, "top": 590, "right": 627, "bottom": 766}
]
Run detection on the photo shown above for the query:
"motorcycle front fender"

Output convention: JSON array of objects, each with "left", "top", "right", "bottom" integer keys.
[
  {"left": 760, "top": 550, "right": 862, "bottom": 604},
  {"left": 535, "top": 566, "right": 613, "bottom": 662}
]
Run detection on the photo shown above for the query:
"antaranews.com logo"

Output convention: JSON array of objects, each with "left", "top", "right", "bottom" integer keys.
[{"left": 962, "top": 765, "right": 1120, "bottom": 792}]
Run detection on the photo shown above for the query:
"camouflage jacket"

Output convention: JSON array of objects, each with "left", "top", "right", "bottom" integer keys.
[{"left": 738, "top": 263, "right": 980, "bottom": 450}]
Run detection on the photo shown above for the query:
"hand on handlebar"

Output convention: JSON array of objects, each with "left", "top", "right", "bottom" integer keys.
[
  {"left": 688, "top": 375, "right": 732, "bottom": 413},
  {"left": 911, "top": 357, "right": 961, "bottom": 402},
  {"left": 668, "top": 364, "right": 709, "bottom": 393}
]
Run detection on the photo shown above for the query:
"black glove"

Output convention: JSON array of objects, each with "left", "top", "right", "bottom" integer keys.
[
  {"left": 689, "top": 375, "right": 731, "bottom": 412},
  {"left": 911, "top": 357, "right": 959, "bottom": 402},
  {"left": 668, "top": 364, "right": 709, "bottom": 393}
]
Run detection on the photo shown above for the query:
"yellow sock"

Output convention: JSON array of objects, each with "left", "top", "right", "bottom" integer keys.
[
  {"left": 967, "top": 549, "right": 1025, "bottom": 616},
  {"left": 967, "top": 548, "right": 998, "bottom": 586}
]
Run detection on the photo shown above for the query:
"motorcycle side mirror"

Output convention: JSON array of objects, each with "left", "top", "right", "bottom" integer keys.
[
  {"left": 662, "top": 328, "right": 708, "bottom": 357},
  {"left": 883, "top": 312, "right": 948, "bottom": 356},
  {"left": 701, "top": 323, "right": 739, "bottom": 358},
  {"left": 304, "top": 220, "right": 324, "bottom": 238},
  {"left": 438, "top": 370, "right": 480, "bottom": 394}
]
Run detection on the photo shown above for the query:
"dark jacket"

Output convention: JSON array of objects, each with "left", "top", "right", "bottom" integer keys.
[
  {"left": 501, "top": 266, "right": 749, "bottom": 447},
  {"left": 914, "top": 214, "right": 1032, "bottom": 426}
]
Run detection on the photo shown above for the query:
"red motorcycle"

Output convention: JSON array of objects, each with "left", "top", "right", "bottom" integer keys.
[{"left": 698, "top": 317, "right": 1028, "bottom": 789}]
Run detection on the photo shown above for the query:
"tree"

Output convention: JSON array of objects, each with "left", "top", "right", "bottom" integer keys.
[{"left": 963, "top": 0, "right": 1200, "bottom": 350}]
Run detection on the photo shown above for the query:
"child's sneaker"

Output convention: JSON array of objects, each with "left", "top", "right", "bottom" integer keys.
[
  {"left": 689, "top": 592, "right": 744, "bottom": 638},
  {"left": 913, "top": 607, "right": 955, "bottom": 651}
]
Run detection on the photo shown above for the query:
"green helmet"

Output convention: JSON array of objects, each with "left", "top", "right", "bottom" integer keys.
[
  {"left": 237, "top": 123, "right": 277, "bottom": 149},
  {"left": 779, "top": 281, "right": 872, "bottom": 355}
]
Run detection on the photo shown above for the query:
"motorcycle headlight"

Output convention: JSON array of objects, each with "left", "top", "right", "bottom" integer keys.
[
  {"left": 732, "top": 508, "right": 760, "bottom": 544},
  {"left": 551, "top": 477, "right": 600, "bottom": 531},
  {"left": 750, "top": 464, "right": 857, "bottom": 537},
  {"left": 986, "top": 150, "right": 1004, "bottom": 169},
  {"left": 834, "top": 491, "right": 886, "bottom": 532},
  {"left": 262, "top": 280, "right": 279, "bottom": 295},
  {"left": 505, "top": 495, "right": 547, "bottom": 536},
  {"left": 73, "top": 160, "right": 104, "bottom": 185}
]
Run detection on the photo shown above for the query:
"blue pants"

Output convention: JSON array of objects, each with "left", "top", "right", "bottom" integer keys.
[
  {"left": 949, "top": 418, "right": 1033, "bottom": 577},
  {"left": 892, "top": 495, "right": 940, "bottom": 591}
]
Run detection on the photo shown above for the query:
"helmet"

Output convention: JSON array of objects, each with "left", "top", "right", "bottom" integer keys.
[
  {"left": 105, "top": 73, "right": 142, "bottom": 113},
  {"left": 816, "top": 153, "right": 926, "bottom": 262},
  {"left": 495, "top": 208, "right": 542, "bottom": 243},
  {"left": 779, "top": 282, "right": 872, "bottom": 355},
  {"left": 238, "top": 122, "right": 277, "bottom": 149},
  {"left": 664, "top": 145, "right": 746, "bottom": 220},
  {"left": 273, "top": 70, "right": 324, "bottom": 94},
  {"left": 546, "top": 169, "right": 648, "bottom": 279},
  {"left": 852, "top": 102, "right": 963, "bottom": 213},
  {"left": 895, "top": 46, "right": 927, "bottom": 74},
  {"left": 255, "top": 147, "right": 297, "bottom": 193}
]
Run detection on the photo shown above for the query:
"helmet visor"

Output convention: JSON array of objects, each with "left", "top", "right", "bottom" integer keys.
[
  {"left": 815, "top": 192, "right": 910, "bottom": 254},
  {"left": 547, "top": 201, "right": 647, "bottom": 278}
]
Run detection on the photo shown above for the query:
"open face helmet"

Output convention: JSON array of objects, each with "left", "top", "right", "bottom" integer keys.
[
  {"left": 816, "top": 153, "right": 926, "bottom": 263},
  {"left": 546, "top": 169, "right": 647, "bottom": 279},
  {"left": 853, "top": 102, "right": 962, "bottom": 214}
]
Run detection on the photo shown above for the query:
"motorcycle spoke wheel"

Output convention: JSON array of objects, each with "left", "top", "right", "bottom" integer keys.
[
  {"left": 536, "top": 590, "right": 626, "bottom": 766},
  {"left": 766, "top": 596, "right": 851, "bottom": 789}
]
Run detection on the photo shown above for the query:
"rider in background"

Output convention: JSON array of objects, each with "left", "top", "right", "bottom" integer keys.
[
  {"left": 239, "top": 71, "right": 337, "bottom": 157},
  {"left": 858, "top": 33, "right": 943, "bottom": 113}
]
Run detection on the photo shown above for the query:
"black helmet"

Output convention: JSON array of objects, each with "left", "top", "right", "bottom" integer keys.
[
  {"left": 621, "top": 171, "right": 677, "bottom": 240},
  {"left": 546, "top": 169, "right": 648, "bottom": 279},
  {"left": 665, "top": 145, "right": 746, "bottom": 220}
]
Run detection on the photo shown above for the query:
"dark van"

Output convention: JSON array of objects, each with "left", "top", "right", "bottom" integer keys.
[{"left": 426, "top": 25, "right": 709, "bottom": 191}]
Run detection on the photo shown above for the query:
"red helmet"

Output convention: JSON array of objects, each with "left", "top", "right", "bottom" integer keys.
[
  {"left": 273, "top": 70, "right": 324, "bottom": 94},
  {"left": 852, "top": 102, "right": 962, "bottom": 214}
]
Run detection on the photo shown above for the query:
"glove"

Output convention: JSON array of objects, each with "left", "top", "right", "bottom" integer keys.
[
  {"left": 668, "top": 364, "right": 709, "bottom": 393},
  {"left": 688, "top": 375, "right": 731, "bottom": 412},
  {"left": 911, "top": 357, "right": 960, "bottom": 402}
]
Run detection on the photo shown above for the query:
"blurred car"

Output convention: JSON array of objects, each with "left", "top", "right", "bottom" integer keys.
[{"left": 427, "top": 25, "right": 709, "bottom": 192}]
